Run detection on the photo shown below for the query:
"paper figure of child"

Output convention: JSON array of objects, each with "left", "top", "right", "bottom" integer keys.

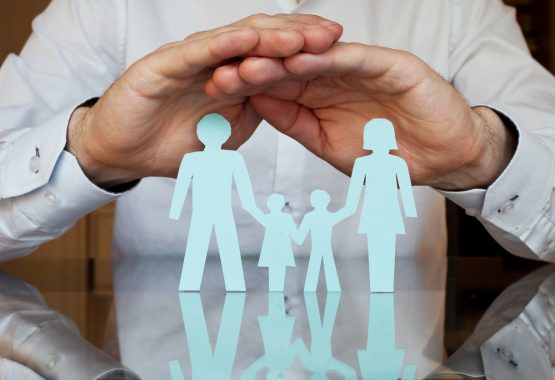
[
  {"left": 296, "top": 292, "right": 357, "bottom": 379},
  {"left": 169, "top": 113, "right": 263, "bottom": 292},
  {"left": 341, "top": 118, "right": 417, "bottom": 293},
  {"left": 258, "top": 193, "right": 298, "bottom": 292},
  {"left": 240, "top": 292, "right": 304, "bottom": 380},
  {"left": 297, "top": 190, "right": 345, "bottom": 292}
]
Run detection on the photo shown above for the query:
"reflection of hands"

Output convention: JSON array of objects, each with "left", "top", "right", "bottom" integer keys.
[
  {"left": 66, "top": 14, "right": 343, "bottom": 188},
  {"left": 211, "top": 43, "right": 516, "bottom": 191}
]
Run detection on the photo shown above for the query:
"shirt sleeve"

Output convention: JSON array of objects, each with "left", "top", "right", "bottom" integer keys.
[
  {"left": 442, "top": 0, "right": 555, "bottom": 262},
  {"left": 0, "top": 0, "right": 128, "bottom": 259}
]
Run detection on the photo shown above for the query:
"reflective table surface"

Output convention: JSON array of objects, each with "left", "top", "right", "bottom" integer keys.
[{"left": 0, "top": 255, "right": 553, "bottom": 380}]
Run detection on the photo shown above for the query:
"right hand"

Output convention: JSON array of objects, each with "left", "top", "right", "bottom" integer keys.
[{"left": 66, "top": 14, "right": 343, "bottom": 187}]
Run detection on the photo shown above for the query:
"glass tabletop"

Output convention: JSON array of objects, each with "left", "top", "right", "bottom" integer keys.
[{"left": 0, "top": 255, "right": 553, "bottom": 380}]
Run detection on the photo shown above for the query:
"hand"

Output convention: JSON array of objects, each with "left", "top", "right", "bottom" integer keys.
[
  {"left": 66, "top": 14, "right": 343, "bottom": 187},
  {"left": 210, "top": 43, "right": 516, "bottom": 190}
]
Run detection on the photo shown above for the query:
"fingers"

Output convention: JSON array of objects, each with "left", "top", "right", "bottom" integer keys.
[
  {"left": 249, "top": 94, "right": 324, "bottom": 156},
  {"left": 233, "top": 13, "right": 343, "bottom": 54},
  {"left": 142, "top": 27, "right": 260, "bottom": 80}
]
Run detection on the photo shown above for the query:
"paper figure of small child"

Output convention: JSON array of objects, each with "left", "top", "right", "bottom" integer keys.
[
  {"left": 297, "top": 190, "right": 345, "bottom": 292},
  {"left": 342, "top": 118, "right": 417, "bottom": 293},
  {"left": 258, "top": 194, "right": 298, "bottom": 292}
]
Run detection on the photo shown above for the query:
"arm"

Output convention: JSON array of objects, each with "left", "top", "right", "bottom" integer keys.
[
  {"left": 232, "top": 155, "right": 264, "bottom": 223},
  {"left": 293, "top": 215, "right": 311, "bottom": 245},
  {"left": 0, "top": 0, "right": 124, "bottom": 259},
  {"left": 169, "top": 155, "right": 193, "bottom": 220},
  {"left": 395, "top": 158, "right": 417, "bottom": 218},
  {"left": 443, "top": 0, "right": 555, "bottom": 261},
  {"left": 340, "top": 159, "right": 365, "bottom": 218}
]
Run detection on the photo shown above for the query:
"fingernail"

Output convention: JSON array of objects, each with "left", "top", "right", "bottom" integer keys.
[{"left": 318, "top": 20, "right": 337, "bottom": 26}]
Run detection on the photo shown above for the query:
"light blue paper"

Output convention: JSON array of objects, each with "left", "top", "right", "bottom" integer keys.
[
  {"left": 169, "top": 113, "right": 263, "bottom": 292},
  {"left": 258, "top": 193, "right": 298, "bottom": 292},
  {"left": 169, "top": 292, "right": 245, "bottom": 380},
  {"left": 297, "top": 190, "right": 344, "bottom": 292},
  {"left": 358, "top": 293, "right": 415, "bottom": 380},
  {"left": 297, "top": 292, "right": 357, "bottom": 379},
  {"left": 341, "top": 119, "right": 417, "bottom": 293},
  {"left": 240, "top": 292, "right": 303, "bottom": 380}
]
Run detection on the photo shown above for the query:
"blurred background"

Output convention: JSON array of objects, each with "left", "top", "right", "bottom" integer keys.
[{"left": 0, "top": 0, "right": 554, "bottom": 351}]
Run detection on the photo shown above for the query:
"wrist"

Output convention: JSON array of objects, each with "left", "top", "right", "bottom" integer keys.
[
  {"left": 66, "top": 103, "right": 137, "bottom": 188},
  {"left": 435, "top": 106, "right": 517, "bottom": 191}
]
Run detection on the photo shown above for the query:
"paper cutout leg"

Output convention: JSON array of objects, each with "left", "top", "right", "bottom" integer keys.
[
  {"left": 367, "top": 233, "right": 397, "bottom": 293},
  {"left": 304, "top": 251, "right": 322, "bottom": 292},
  {"left": 214, "top": 212, "right": 246, "bottom": 292},
  {"left": 169, "top": 292, "right": 245, "bottom": 380},
  {"left": 322, "top": 249, "right": 341, "bottom": 292},
  {"left": 268, "top": 265, "right": 287, "bottom": 292},
  {"left": 358, "top": 293, "right": 415, "bottom": 380},
  {"left": 178, "top": 216, "right": 212, "bottom": 291}
]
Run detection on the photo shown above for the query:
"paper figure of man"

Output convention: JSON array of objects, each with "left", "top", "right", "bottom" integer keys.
[
  {"left": 169, "top": 113, "right": 263, "bottom": 292},
  {"left": 258, "top": 193, "right": 298, "bottom": 292},
  {"left": 342, "top": 119, "right": 417, "bottom": 293},
  {"left": 297, "top": 190, "right": 345, "bottom": 292}
]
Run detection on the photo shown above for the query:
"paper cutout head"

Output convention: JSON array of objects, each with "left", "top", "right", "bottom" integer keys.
[
  {"left": 196, "top": 113, "right": 231, "bottom": 147},
  {"left": 363, "top": 118, "right": 398, "bottom": 151},
  {"left": 266, "top": 193, "right": 286, "bottom": 212},
  {"left": 310, "top": 190, "right": 331, "bottom": 209}
]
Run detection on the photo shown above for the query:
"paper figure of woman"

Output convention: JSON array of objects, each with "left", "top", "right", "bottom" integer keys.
[{"left": 341, "top": 118, "right": 417, "bottom": 292}]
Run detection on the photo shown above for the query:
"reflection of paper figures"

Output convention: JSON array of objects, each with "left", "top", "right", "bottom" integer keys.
[
  {"left": 297, "top": 190, "right": 345, "bottom": 292},
  {"left": 169, "top": 292, "right": 245, "bottom": 380},
  {"left": 240, "top": 292, "right": 303, "bottom": 380},
  {"left": 169, "top": 113, "right": 263, "bottom": 292},
  {"left": 358, "top": 293, "right": 416, "bottom": 380},
  {"left": 258, "top": 194, "right": 298, "bottom": 292},
  {"left": 297, "top": 292, "right": 357, "bottom": 379},
  {"left": 342, "top": 118, "right": 417, "bottom": 293}
]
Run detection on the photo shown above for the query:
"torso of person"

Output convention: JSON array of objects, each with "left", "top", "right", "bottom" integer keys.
[{"left": 111, "top": 0, "right": 449, "bottom": 260}]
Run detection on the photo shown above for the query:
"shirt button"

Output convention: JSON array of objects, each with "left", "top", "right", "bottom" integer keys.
[
  {"left": 44, "top": 192, "right": 58, "bottom": 206},
  {"left": 29, "top": 155, "right": 40, "bottom": 173},
  {"left": 45, "top": 354, "right": 58, "bottom": 369},
  {"left": 498, "top": 200, "right": 515, "bottom": 214},
  {"left": 465, "top": 208, "right": 479, "bottom": 217}
]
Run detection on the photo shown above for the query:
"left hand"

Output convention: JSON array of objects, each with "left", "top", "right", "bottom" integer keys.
[{"left": 207, "top": 42, "right": 516, "bottom": 190}]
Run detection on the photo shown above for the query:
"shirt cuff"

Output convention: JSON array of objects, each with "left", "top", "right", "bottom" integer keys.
[
  {"left": 0, "top": 106, "right": 76, "bottom": 199},
  {"left": 14, "top": 150, "right": 132, "bottom": 233},
  {"left": 440, "top": 107, "right": 555, "bottom": 239}
]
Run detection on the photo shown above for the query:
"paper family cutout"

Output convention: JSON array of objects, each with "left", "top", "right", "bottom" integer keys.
[
  {"left": 169, "top": 113, "right": 416, "bottom": 293},
  {"left": 168, "top": 292, "right": 416, "bottom": 379}
]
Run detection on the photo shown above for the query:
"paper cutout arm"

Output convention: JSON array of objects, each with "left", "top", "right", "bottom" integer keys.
[
  {"left": 233, "top": 155, "right": 264, "bottom": 223},
  {"left": 338, "top": 159, "right": 365, "bottom": 218},
  {"left": 395, "top": 158, "right": 417, "bottom": 218},
  {"left": 169, "top": 154, "right": 194, "bottom": 220},
  {"left": 168, "top": 360, "right": 184, "bottom": 380},
  {"left": 293, "top": 215, "right": 311, "bottom": 245},
  {"left": 288, "top": 338, "right": 306, "bottom": 364}
]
